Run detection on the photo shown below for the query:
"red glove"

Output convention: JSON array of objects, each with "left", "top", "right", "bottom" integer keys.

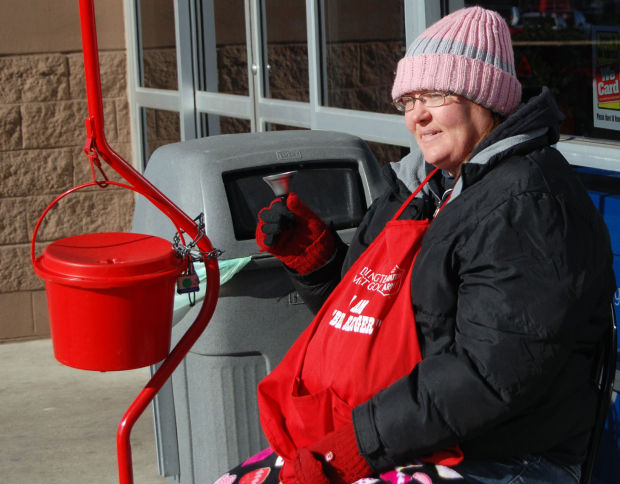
[
  {"left": 283, "top": 423, "right": 373, "bottom": 484},
  {"left": 256, "top": 193, "right": 335, "bottom": 275}
]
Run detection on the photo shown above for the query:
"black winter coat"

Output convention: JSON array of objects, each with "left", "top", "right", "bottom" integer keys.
[{"left": 288, "top": 88, "right": 617, "bottom": 469}]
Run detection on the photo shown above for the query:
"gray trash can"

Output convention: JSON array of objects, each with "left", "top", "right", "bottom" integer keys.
[{"left": 131, "top": 130, "right": 387, "bottom": 483}]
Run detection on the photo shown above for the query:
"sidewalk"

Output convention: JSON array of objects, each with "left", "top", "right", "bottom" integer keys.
[{"left": 0, "top": 338, "right": 166, "bottom": 484}]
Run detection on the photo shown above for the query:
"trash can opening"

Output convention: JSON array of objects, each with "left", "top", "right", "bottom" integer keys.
[{"left": 222, "top": 162, "right": 366, "bottom": 240}]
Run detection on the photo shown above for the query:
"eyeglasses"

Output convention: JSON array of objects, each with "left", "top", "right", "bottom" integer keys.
[{"left": 393, "top": 92, "right": 454, "bottom": 112}]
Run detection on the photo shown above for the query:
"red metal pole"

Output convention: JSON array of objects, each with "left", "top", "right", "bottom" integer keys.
[
  {"left": 77, "top": 2, "right": 220, "bottom": 483},
  {"left": 77, "top": 0, "right": 196, "bottom": 231}
]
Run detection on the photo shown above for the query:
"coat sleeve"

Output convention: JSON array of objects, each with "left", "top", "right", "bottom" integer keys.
[
  {"left": 286, "top": 236, "right": 349, "bottom": 314},
  {"left": 286, "top": 187, "right": 398, "bottom": 314},
  {"left": 353, "top": 191, "right": 613, "bottom": 470}
]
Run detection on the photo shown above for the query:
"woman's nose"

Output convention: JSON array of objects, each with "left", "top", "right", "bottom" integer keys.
[
  {"left": 405, "top": 101, "right": 430, "bottom": 130},
  {"left": 408, "top": 100, "right": 431, "bottom": 122}
]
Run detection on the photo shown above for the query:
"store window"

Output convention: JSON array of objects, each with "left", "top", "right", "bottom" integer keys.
[
  {"left": 219, "top": 116, "right": 252, "bottom": 134},
  {"left": 196, "top": 112, "right": 252, "bottom": 137},
  {"left": 139, "top": 0, "right": 178, "bottom": 90},
  {"left": 322, "top": 0, "right": 405, "bottom": 113},
  {"left": 366, "top": 141, "right": 409, "bottom": 167},
  {"left": 266, "top": 123, "right": 308, "bottom": 131},
  {"left": 206, "top": 0, "right": 249, "bottom": 96},
  {"left": 263, "top": 1, "right": 309, "bottom": 101},
  {"left": 143, "top": 108, "right": 181, "bottom": 161},
  {"left": 472, "top": 0, "right": 620, "bottom": 143}
]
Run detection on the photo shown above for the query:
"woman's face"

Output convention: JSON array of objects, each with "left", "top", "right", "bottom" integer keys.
[{"left": 404, "top": 93, "right": 494, "bottom": 174}]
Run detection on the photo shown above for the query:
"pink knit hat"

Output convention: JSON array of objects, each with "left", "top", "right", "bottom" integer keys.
[{"left": 391, "top": 6, "right": 522, "bottom": 115}]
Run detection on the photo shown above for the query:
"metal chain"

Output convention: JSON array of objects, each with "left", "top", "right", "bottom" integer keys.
[{"left": 172, "top": 213, "right": 223, "bottom": 262}]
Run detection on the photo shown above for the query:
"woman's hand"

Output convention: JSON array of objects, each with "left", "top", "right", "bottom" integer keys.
[
  {"left": 284, "top": 422, "right": 373, "bottom": 484},
  {"left": 256, "top": 193, "right": 335, "bottom": 274}
]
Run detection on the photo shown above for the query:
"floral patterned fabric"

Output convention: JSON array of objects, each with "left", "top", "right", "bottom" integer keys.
[{"left": 214, "top": 447, "right": 465, "bottom": 484}]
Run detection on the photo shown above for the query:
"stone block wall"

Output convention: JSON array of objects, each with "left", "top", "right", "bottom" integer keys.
[
  {"left": 0, "top": 38, "right": 405, "bottom": 343},
  {"left": 0, "top": 51, "right": 134, "bottom": 341}
]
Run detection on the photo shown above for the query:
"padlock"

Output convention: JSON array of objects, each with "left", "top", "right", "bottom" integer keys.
[{"left": 177, "top": 261, "right": 200, "bottom": 294}]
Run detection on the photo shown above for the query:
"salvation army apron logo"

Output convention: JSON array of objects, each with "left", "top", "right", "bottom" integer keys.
[{"left": 353, "top": 264, "right": 404, "bottom": 297}]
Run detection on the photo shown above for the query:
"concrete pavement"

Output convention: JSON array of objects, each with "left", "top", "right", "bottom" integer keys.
[{"left": 0, "top": 338, "right": 166, "bottom": 484}]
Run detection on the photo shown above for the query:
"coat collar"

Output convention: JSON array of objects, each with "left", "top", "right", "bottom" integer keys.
[{"left": 451, "top": 87, "right": 564, "bottom": 199}]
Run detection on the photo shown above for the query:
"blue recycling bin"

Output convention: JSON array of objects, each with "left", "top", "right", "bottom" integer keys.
[
  {"left": 603, "top": 195, "right": 620, "bottom": 257},
  {"left": 575, "top": 166, "right": 620, "bottom": 484},
  {"left": 614, "top": 255, "right": 620, "bottom": 341},
  {"left": 594, "top": 396, "right": 620, "bottom": 484}
]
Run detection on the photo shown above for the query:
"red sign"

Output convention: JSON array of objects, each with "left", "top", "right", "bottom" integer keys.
[{"left": 596, "top": 65, "right": 620, "bottom": 104}]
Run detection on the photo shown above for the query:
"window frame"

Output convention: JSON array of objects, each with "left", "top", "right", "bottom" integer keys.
[{"left": 123, "top": 0, "right": 620, "bottom": 172}]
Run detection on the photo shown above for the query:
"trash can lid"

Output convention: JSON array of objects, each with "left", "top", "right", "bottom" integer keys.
[{"left": 34, "top": 232, "right": 184, "bottom": 286}]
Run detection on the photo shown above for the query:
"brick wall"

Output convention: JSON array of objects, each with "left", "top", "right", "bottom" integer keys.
[
  {"left": 0, "top": 51, "right": 134, "bottom": 341},
  {"left": 0, "top": 2, "right": 404, "bottom": 342}
]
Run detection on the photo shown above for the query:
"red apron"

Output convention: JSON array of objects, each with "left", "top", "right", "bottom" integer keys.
[{"left": 257, "top": 168, "right": 462, "bottom": 468}]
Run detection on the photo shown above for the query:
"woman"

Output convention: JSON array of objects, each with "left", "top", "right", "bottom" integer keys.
[{"left": 217, "top": 6, "right": 616, "bottom": 484}]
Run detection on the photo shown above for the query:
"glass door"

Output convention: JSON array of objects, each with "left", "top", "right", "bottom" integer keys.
[{"left": 123, "top": 1, "right": 459, "bottom": 170}]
